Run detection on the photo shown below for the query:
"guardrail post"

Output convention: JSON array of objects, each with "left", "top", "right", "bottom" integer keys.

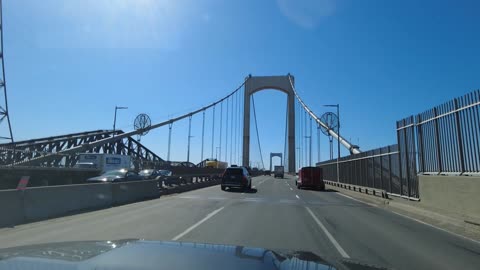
[
  {"left": 388, "top": 145, "right": 393, "bottom": 193},
  {"left": 397, "top": 120, "right": 404, "bottom": 196},
  {"left": 416, "top": 115, "right": 426, "bottom": 173},
  {"left": 453, "top": 98, "right": 465, "bottom": 174},
  {"left": 433, "top": 107, "right": 443, "bottom": 174},
  {"left": 380, "top": 148, "right": 384, "bottom": 190}
]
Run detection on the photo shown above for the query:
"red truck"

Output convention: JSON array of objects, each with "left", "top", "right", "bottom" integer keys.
[{"left": 296, "top": 167, "right": 325, "bottom": 191}]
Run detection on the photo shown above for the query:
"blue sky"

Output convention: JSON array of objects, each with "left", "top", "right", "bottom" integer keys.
[{"left": 2, "top": 0, "right": 480, "bottom": 169}]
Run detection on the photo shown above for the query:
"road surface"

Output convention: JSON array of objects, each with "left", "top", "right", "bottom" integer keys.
[{"left": 0, "top": 175, "right": 479, "bottom": 269}]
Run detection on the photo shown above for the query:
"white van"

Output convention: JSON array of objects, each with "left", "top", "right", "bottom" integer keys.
[{"left": 74, "top": 153, "right": 133, "bottom": 173}]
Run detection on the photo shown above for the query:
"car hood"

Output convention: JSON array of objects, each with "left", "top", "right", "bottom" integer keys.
[{"left": 0, "top": 240, "right": 389, "bottom": 270}]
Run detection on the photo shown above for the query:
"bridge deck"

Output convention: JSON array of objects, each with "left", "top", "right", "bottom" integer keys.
[{"left": 0, "top": 175, "right": 478, "bottom": 270}]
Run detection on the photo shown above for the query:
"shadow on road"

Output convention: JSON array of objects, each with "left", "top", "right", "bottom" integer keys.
[{"left": 225, "top": 188, "right": 258, "bottom": 194}]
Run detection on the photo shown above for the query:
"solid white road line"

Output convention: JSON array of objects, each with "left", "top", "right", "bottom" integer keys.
[
  {"left": 336, "top": 193, "right": 376, "bottom": 206},
  {"left": 290, "top": 188, "right": 293, "bottom": 191},
  {"left": 305, "top": 206, "right": 350, "bottom": 259},
  {"left": 295, "top": 195, "right": 300, "bottom": 199},
  {"left": 389, "top": 210, "right": 480, "bottom": 246},
  {"left": 172, "top": 207, "right": 224, "bottom": 241},
  {"left": 335, "top": 192, "right": 480, "bottom": 245}
]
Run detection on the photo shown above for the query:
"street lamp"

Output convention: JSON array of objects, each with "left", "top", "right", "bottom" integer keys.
[
  {"left": 113, "top": 106, "right": 128, "bottom": 137},
  {"left": 323, "top": 104, "right": 340, "bottom": 183}
]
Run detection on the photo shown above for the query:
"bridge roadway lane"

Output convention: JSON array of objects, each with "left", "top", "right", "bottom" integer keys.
[{"left": 0, "top": 176, "right": 479, "bottom": 269}]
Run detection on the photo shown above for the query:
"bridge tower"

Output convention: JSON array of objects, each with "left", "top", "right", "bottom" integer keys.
[
  {"left": 0, "top": 0, "right": 13, "bottom": 143},
  {"left": 243, "top": 75, "right": 296, "bottom": 173},
  {"left": 269, "top": 152, "right": 283, "bottom": 172}
]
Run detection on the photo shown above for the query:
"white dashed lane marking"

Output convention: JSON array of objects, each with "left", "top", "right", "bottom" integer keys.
[{"left": 172, "top": 207, "right": 224, "bottom": 241}]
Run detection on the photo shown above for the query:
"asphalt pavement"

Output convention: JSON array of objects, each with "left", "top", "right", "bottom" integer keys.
[{"left": 0, "top": 175, "right": 479, "bottom": 269}]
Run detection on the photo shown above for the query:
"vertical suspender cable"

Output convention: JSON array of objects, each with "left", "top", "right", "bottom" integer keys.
[
  {"left": 201, "top": 110, "right": 205, "bottom": 163},
  {"left": 296, "top": 100, "right": 299, "bottom": 170},
  {"left": 225, "top": 97, "right": 229, "bottom": 164},
  {"left": 230, "top": 94, "right": 234, "bottom": 164},
  {"left": 211, "top": 106, "right": 215, "bottom": 159},
  {"left": 284, "top": 100, "right": 288, "bottom": 167},
  {"left": 309, "top": 116, "right": 313, "bottom": 166},
  {"left": 219, "top": 102, "right": 223, "bottom": 161},
  {"left": 167, "top": 122, "right": 173, "bottom": 161},
  {"left": 300, "top": 106, "right": 304, "bottom": 167},
  {"left": 239, "top": 88, "right": 243, "bottom": 163},
  {"left": 233, "top": 91, "right": 238, "bottom": 164},
  {"left": 304, "top": 110, "right": 307, "bottom": 167},
  {"left": 186, "top": 115, "right": 192, "bottom": 163},
  {"left": 232, "top": 92, "right": 236, "bottom": 164},
  {"left": 298, "top": 100, "right": 302, "bottom": 168}
]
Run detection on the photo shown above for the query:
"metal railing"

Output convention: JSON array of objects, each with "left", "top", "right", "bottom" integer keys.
[
  {"left": 317, "top": 144, "right": 418, "bottom": 198},
  {"left": 398, "top": 89, "right": 480, "bottom": 175}
]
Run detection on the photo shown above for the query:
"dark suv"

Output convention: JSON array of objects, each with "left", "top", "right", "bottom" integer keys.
[{"left": 221, "top": 167, "right": 252, "bottom": 191}]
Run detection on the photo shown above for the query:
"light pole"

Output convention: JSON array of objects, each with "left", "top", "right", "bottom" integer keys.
[
  {"left": 324, "top": 104, "right": 340, "bottom": 183},
  {"left": 113, "top": 106, "right": 128, "bottom": 137},
  {"left": 317, "top": 124, "right": 321, "bottom": 163}
]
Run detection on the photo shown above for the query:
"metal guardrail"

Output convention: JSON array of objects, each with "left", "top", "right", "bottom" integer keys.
[
  {"left": 323, "top": 179, "right": 390, "bottom": 199},
  {"left": 398, "top": 89, "right": 480, "bottom": 175},
  {"left": 317, "top": 145, "right": 418, "bottom": 198}
]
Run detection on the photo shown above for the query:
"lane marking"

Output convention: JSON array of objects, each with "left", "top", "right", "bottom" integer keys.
[
  {"left": 335, "top": 192, "right": 480, "bottom": 245},
  {"left": 207, "top": 197, "right": 226, "bottom": 200},
  {"left": 244, "top": 198, "right": 263, "bottom": 202},
  {"left": 252, "top": 186, "right": 256, "bottom": 189},
  {"left": 305, "top": 206, "right": 350, "bottom": 259},
  {"left": 389, "top": 210, "right": 480, "bottom": 246},
  {"left": 295, "top": 195, "right": 300, "bottom": 199},
  {"left": 172, "top": 207, "right": 224, "bottom": 241},
  {"left": 256, "top": 179, "right": 267, "bottom": 186},
  {"left": 290, "top": 188, "right": 293, "bottom": 191}
]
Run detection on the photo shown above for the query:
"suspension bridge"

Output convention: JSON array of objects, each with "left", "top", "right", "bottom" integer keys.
[
  {"left": 0, "top": 74, "right": 358, "bottom": 173},
  {"left": 0, "top": 2, "right": 480, "bottom": 268}
]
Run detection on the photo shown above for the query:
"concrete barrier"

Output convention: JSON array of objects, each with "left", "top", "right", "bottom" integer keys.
[
  {"left": 418, "top": 175, "right": 480, "bottom": 224},
  {"left": 111, "top": 180, "right": 159, "bottom": 205},
  {"left": 2, "top": 177, "right": 218, "bottom": 227},
  {"left": 0, "top": 190, "right": 25, "bottom": 228},
  {"left": 23, "top": 183, "right": 112, "bottom": 222}
]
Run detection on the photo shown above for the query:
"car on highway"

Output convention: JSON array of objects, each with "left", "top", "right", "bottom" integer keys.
[
  {"left": 296, "top": 166, "right": 325, "bottom": 190},
  {"left": 86, "top": 169, "right": 143, "bottom": 183},
  {"left": 221, "top": 166, "right": 252, "bottom": 191},
  {"left": 139, "top": 169, "right": 173, "bottom": 180},
  {"left": 0, "top": 239, "right": 389, "bottom": 270}
]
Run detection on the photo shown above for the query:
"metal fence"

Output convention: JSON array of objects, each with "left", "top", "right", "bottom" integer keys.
[
  {"left": 397, "top": 116, "right": 419, "bottom": 198},
  {"left": 318, "top": 90, "right": 480, "bottom": 199},
  {"left": 317, "top": 144, "right": 417, "bottom": 198},
  {"left": 403, "top": 90, "right": 480, "bottom": 175}
]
